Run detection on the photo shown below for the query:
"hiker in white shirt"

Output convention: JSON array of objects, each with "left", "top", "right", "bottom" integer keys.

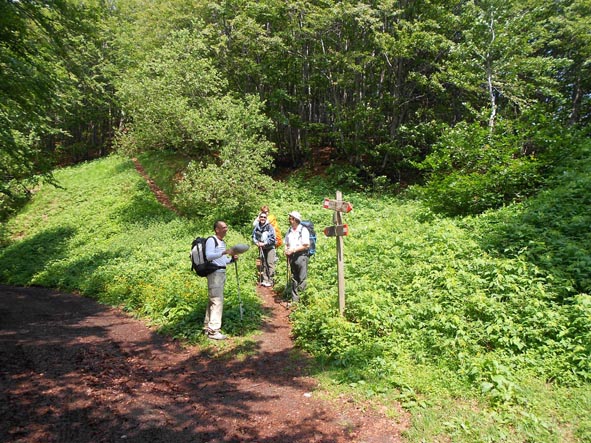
[{"left": 284, "top": 211, "right": 310, "bottom": 304}]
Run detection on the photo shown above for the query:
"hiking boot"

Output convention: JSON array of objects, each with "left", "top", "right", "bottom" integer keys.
[{"left": 207, "top": 330, "right": 227, "bottom": 340}]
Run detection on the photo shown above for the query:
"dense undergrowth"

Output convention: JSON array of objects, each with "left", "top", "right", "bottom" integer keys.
[{"left": 1, "top": 152, "right": 590, "bottom": 442}]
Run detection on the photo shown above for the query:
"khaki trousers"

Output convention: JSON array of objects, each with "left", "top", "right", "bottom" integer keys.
[{"left": 204, "top": 270, "right": 226, "bottom": 331}]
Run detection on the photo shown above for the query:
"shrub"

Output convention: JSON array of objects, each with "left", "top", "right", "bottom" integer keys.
[{"left": 419, "top": 120, "right": 545, "bottom": 215}]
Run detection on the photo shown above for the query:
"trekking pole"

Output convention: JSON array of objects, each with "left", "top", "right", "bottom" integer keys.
[
  {"left": 285, "top": 255, "right": 291, "bottom": 302},
  {"left": 258, "top": 246, "right": 265, "bottom": 285},
  {"left": 234, "top": 261, "right": 244, "bottom": 321}
]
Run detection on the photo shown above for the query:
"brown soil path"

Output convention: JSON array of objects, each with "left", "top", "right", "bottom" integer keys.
[
  {"left": 0, "top": 284, "right": 409, "bottom": 442},
  {"left": 132, "top": 158, "right": 179, "bottom": 214}
]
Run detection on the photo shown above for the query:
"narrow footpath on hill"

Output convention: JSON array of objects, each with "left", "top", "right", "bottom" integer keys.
[{"left": 0, "top": 284, "right": 408, "bottom": 442}]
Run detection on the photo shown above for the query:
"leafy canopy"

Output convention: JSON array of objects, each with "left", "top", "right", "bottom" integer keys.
[{"left": 114, "top": 26, "right": 276, "bottom": 223}]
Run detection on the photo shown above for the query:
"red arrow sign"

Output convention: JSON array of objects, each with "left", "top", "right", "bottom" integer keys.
[{"left": 323, "top": 198, "right": 353, "bottom": 213}]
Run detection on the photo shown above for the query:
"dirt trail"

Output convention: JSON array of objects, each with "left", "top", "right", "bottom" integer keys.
[
  {"left": 0, "top": 284, "right": 409, "bottom": 442},
  {"left": 131, "top": 157, "right": 180, "bottom": 214}
]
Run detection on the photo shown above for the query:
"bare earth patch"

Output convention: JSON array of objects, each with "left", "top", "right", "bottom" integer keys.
[{"left": 0, "top": 284, "right": 409, "bottom": 442}]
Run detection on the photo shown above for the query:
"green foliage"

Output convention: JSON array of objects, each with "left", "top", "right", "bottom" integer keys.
[
  {"left": 180, "top": 0, "right": 585, "bottom": 188},
  {"left": 544, "top": 0, "right": 591, "bottom": 125},
  {"left": 0, "top": 1, "right": 61, "bottom": 215},
  {"left": 417, "top": 117, "right": 558, "bottom": 215},
  {"left": 115, "top": 27, "right": 225, "bottom": 154},
  {"left": 113, "top": 25, "right": 276, "bottom": 225},
  {"left": 469, "top": 135, "right": 591, "bottom": 294},
  {"left": 172, "top": 94, "right": 276, "bottom": 224},
  {"left": 3, "top": 0, "right": 591, "bottom": 438},
  {"left": 294, "top": 204, "right": 567, "bottom": 381},
  {"left": 1, "top": 0, "right": 116, "bottom": 218},
  {"left": 135, "top": 151, "right": 191, "bottom": 199},
  {"left": 114, "top": 24, "right": 275, "bottom": 159},
  {"left": 174, "top": 157, "right": 273, "bottom": 226},
  {"left": 451, "top": 0, "right": 563, "bottom": 125},
  {"left": 4, "top": 0, "right": 590, "bottom": 219}
]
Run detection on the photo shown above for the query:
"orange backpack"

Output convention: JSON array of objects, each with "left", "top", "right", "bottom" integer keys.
[{"left": 267, "top": 214, "right": 283, "bottom": 247}]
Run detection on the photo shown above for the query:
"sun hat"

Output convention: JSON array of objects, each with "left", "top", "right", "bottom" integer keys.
[{"left": 288, "top": 211, "right": 302, "bottom": 221}]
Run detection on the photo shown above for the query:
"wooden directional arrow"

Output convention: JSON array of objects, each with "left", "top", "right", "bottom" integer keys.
[
  {"left": 323, "top": 198, "right": 353, "bottom": 213},
  {"left": 323, "top": 224, "right": 349, "bottom": 237}
]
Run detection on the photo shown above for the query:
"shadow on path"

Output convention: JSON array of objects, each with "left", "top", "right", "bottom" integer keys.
[{"left": 0, "top": 284, "right": 408, "bottom": 443}]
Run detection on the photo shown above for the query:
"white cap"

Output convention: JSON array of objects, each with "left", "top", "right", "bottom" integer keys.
[{"left": 288, "top": 211, "right": 302, "bottom": 221}]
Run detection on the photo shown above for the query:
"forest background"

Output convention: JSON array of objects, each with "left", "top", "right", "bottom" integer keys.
[
  {"left": 2, "top": 0, "right": 590, "bottom": 221},
  {"left": 1, "top": 0, "right": 591, "bottom": 441}
]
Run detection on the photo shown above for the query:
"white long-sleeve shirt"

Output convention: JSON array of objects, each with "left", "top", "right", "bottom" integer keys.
[{"left": 205, "top": 236, "right": 232, "bottom": 268}]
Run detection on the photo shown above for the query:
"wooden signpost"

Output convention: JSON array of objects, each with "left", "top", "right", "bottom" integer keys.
[{"left": 323, "top": 190, "right": 352, "bottom": 315}]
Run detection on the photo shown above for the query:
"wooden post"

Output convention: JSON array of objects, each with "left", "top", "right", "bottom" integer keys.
[
  {"left": 323, "top": 190, "right": 352, "bottom": 315},
  {"left": 335, "top": 191, "right": 346, "bottom": 315}
]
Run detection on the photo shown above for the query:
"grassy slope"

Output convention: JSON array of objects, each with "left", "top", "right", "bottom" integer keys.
[
  {"left": 1, "top": 152, "right": 590, "bottom": 442},
  {"left": 0, "top": 155, "right": 262, "bottom": 339}
]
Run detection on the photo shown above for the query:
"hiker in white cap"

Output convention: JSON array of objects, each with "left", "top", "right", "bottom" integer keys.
[{"left": 285, "top": 211, "right": 310, "bottom": 305}]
